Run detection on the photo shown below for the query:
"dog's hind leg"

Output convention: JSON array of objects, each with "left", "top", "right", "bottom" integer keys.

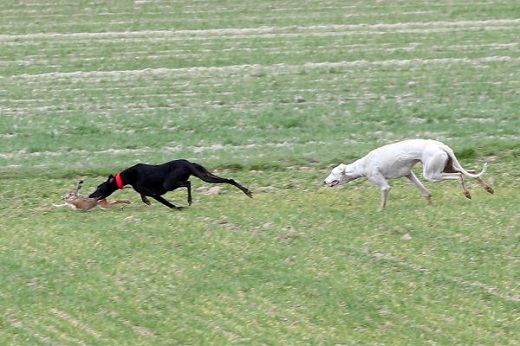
[
  {"left": 426, "top": 171, "right": 471, "bottom": 199},
  {"left": 224, "top": 179, "right": 252, "bottom": 198},
  {"left": 187, "top": 182, "right": 193, "bottom": 205},
  {"left": 183, "top": 181, "right": 193, "bottom": 206},
  {"left": 466, "top": 170, "right": 494, "bottom": 194},
  {"left": 441, "top": 157, "right": 472, "bottom": 199},
  {"left": 166, "top": 180, "right": 192, "bottom": 206},
  {"left": 203, "top": 175, "right": 252, "bottom": 197},
  {"left": 140, "top": 192, "right": 181, "bottom": 209},
  {"left": 190, "top": 163, "right": 253, "bottom": 198},
  {"left": 141, "top": 194, "right": 152, "bottom": 205},
  {"left": 150, "top": 195, "right": 183, "bottom": 210},
  {"left": 424, "top": 152, "right": 472, "bottom": 199},
  {"left": 457, "top": 175, "right": 471, "bottom": 199},
  {"left": 406, "top": 172, "right": 432, "bottom": 205},
  {"left": 162, "top": 177, "right": 193, "bottom": 206}
]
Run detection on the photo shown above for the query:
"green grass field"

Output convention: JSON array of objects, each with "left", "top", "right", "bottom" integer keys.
[{"left": 1, "top": 1, "right": 519, "bottom": 344}]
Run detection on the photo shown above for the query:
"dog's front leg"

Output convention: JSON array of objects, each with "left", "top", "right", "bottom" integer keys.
[
  {"left": 368, "top": 172, "right": 391, "bottom": 209},
  {"left": 405, "top": 173, "right": 432, "bottom": 205},
  {"left": 380, "top": 186, "right": 391, "bottom": 209}
]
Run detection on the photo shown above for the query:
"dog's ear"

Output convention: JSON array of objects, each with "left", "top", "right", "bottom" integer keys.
[
  {"left": 107, "top": 174, "right": 115, "bottom": 182},
  {"left": 337, "top": 164, "right": 348, "bottom": 173}
]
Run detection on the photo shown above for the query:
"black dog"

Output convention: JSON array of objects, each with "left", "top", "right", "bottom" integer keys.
[{"left": 89, "top": 159, "right": 252, "bottom": 209}]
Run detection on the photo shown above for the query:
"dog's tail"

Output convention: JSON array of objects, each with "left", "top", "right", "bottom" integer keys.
[
  {"left": 189, "top": 162, "right": 253, "bottom": 198},
  {"left": 443, "top": 145, "right": 488, "bottom": 178}
]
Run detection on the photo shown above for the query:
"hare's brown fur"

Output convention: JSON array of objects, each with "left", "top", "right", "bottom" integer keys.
[{"left": 54, "top": 180, "right": 129, "bottom": 211}]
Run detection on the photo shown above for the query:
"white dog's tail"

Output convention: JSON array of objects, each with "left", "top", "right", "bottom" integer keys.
[
  {"left": 443, "top": 145, "right": 488, "bottom": 178},
  {"left": 462, "top": 161, "right": 488, "bottom": 178}
]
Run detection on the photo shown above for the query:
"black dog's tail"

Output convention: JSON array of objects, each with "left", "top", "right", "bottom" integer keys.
[{"left": 189, "top": 162, "right": 253, "bottom": 198}]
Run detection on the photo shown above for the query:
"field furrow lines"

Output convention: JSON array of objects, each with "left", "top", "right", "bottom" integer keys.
[
  {"left": 0, "top": 141, "right": 316, "bottom": 160},
  {"left": 450, "top": 277, "right": 520, "bottom": 303},
  {"left": 100, "top": 310, "right": 158, "bottom": 337},
  {"left": 49, "top": 309, "right": 102, "bottom": 339},
  {"left": 2, "top": 18, "right": 519, "bottom": 41},
  {"left": 3, "top": 56, "right": 517, "bottom": 82},
  {"left": 6, "top": 311, "right": 55, "bottom": 346}
]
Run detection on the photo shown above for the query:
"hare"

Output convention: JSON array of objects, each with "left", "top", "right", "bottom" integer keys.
[{"left": 54, "top": 180, "right": 130, "bottom": 211}]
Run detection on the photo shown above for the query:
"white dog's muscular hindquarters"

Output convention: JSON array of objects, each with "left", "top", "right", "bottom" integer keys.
[{"left": 324, "top": 139, "right": 493, "bottom": 208}]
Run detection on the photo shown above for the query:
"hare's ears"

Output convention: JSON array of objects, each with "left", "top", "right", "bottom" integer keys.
[{"left": 75, "top": 180, "right": 84, "bottom": 191}]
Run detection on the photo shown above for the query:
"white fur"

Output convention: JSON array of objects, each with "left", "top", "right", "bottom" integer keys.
[{"left": 324, "top": 139, "right": 493, "bottom": 208}]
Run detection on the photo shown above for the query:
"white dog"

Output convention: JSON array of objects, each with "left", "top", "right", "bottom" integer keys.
[{"left": 324, "top": 139, "right": 493, "bottom": 208}]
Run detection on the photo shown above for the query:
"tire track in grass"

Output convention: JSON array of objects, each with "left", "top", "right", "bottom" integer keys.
[
  {"left": 100, "top": 309, "right": 158, "bottom": 338},
  {"left": 2, "top": 18, "right": 519, "bottom": 41},
  {"left": 363, "top": 248, "right": 519, "bottom": 303},
  {"left": 2, "top": 18, "right": 518, "bottom": 76},
  {"left": 5, "top": 56, "right": 518, "bottom": 82},
  {"left": 2, "top": 17, "right": 517, "bottom": 114},
  {"left": 2, "top": 55, "right": 517, "bottom": 119},
  {"left": 1, "top": 6, "right": 513, "bottom": 34},
  {"left": 187, "top": 292, "right": 322, "bottom": 342},
  {"left": 0, "top": 21, "right": 517, "bottom": 73},
  {"left": 41, "top": 325, "right": 89, "bottom": 346},
  {"left": 0, "top": 142, "right": 302, "bottom": 160},
  {"left": 6, "top": 308, "right": 101, "bottom": 345},
  {"left": 2, "top": 61, "right": 517, "bottom": 118},
  {"left": 6, "top": 310, "right": 54, "bottom": 345},
  {"left": 49, "top": 308, "right": 103, "bottom": 339}
]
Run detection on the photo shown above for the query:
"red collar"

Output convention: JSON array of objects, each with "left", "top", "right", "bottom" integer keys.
[{"left": 114, "top": 173, "right": 124, "bottom": 189}]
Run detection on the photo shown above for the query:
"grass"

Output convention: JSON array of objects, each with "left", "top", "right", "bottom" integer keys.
[
  {"left": 1, "top": 0, "right": 519, "bottom": 345},
  {"left": 1, "top": 173, "right": 518, "bottom": 344}
]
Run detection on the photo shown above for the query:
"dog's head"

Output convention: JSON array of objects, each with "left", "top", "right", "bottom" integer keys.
[
  {"left": 324, "top": 164, "right": 357, "bottom": 187},
  {"left": 88, "top": 175, "right": 118, "bottom": 200}
]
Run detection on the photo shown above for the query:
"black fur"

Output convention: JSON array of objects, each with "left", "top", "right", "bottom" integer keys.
[{"left": 89, "top": 159, "right": 252, "bottom": 209}]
